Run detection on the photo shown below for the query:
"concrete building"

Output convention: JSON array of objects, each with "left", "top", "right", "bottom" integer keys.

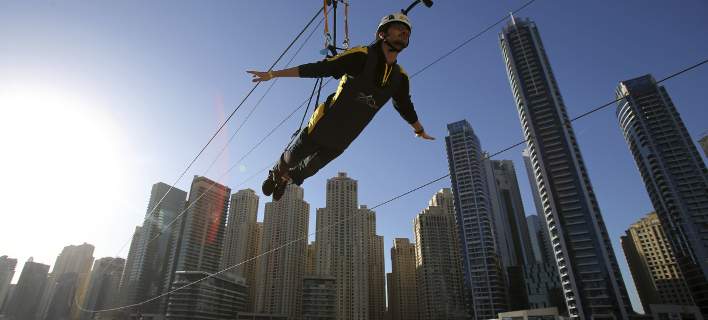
[
  {"left": 315, "top": 173, "right": 370, "bottom": 319},
  {"left": 500, "top": 17, "right": 632, "bottom": 319},
  {"left": 4, "top": 258, "right": 50, "bottom": 320},
  {"left": 129, "top": 182, "right": 187, "bottom": 314},
  {"left": 621, "top": 212, "right": 694, "bottom": 312},
  {"left": 164, "top": 176, "right": 231, "bottom": 316},
  {"left": 38, "top": 242, "right": 95, "bottom": 320},
  {"left": 164, "top": 271, "right": 247, "bottom": 320},
  {"left": 414, "top": 189, "right": 467, "bottom": 320},
  {"left": 81, "top": 257, "right": 125, "bottom": 320},
  {"left": 0, "top": 256, "right": 17, "bottom": 314},
  {"left": 616, "top": 74, "right": 708, "bottom": 317},
  {"left": 363, "top": 205, "right": 386, "bottom": 320},
  {"left": 444, "top": 120, "right": 508, "bottom": 319},
  {"left": 302, "top": 275, "right": 336, "bottom": 320},
  {"left": 221, "top": 188, "right": 261, "bottom": 311},
  {"left": 255, "top": 184, "right": 309, "bottom": 319},
  {"left": 389, "top": 238, "right": 418, "bottom": 320}
]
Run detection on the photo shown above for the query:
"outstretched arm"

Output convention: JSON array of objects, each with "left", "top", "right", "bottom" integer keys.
[{"left": 247, "top": 67, "right": 300, "bottom": 82}]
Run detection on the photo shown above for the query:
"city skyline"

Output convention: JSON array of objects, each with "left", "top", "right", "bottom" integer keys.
[{"left": 1, "top": 1, "right": 707, "bottom": 318}]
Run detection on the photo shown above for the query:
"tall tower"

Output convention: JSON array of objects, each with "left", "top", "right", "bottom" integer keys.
[
  {"left": 119, "top": 225, "right": 143, "bottom": 306},
  {"left": 5, "top": 258, "right": 50, "bottom": 319},
  {"left": 500, "top": 18, "right": 633, "bottom": 319},
  {"left": 255, "top": 184, "right": 309, "bottom": 318},
  {"left": 131, "top": 182, "right": 187, "bottom": 313},
  {"left": 616, "top": 74, "right": 708, "bottom": 316},
  {"left": 165, "top": 176, "right": 230, "bottom": 312},
  {"left": 362, "top": 205, "right": 386, "bottom": 320},
  {"left": 316, "top": 172, "right": 369, "bottom": 319},
  {"left": 221, "top": 188, "right": 260, "bottom": 311},
  {"left": 414, "top": 189, "right": 467, "bottom": 320},
  {"left": 0, "top": 256, "right": 17, "bottom": 314},
  {"left": 81, "top": 257, "right": 125, "bottom": 320},
  {"left": 444, "top": 120, "right": 507, "bottom": 319},
  {"left": 621, "top": 212, "right": 694, "bottom": 313},
  {"left": 389, "top": 238, "right": 418, "bottom": 320},
  {"left": 38, "top": 242, "right": 95, "bottom": 320}
]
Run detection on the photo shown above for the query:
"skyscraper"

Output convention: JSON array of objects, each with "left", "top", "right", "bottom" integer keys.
[
  {"left": 119, "top": 225, "right": 143, "bottom": 307},
  {"left": 255, "top": 184, "right": 309, "bottom": 318},
  {"left": 130, "top": 182, "right": 187, "bottom": 314},
  {"left": 362, "top": 205, "right": 386, "bottom": 320},
  {"left": 699, "top": 133, "right": 708, "bottom": 157},
  {"left": 81, "top": 257, "right": 125, "bottom": 320},
  {"left": 444, "top": 120, "right": 508, "bottom": 319},
  {"left": 38, "top": 242, "right": 95, "bottom": 320},
  {"left": 5, "top": 258, "right": 49, "bottom": 320},
  {"left": 616, "top": 74, "right": 708, "bottom": 316},
  {"left": 621, "top": 212, "right": 694, "bottom": 313},
  {"left": 414, "top": 189, "right": 467, "bottom": 320},
  {"left": 165, "top": 176, "right": 231, "bottom": 314},
  {"left": 500, "top": 17, "right": 632, "bottom": 319},
  {"left": 315, "top": 172, "right": 370, "bottom": 320},
  {"left": 484, "top": 159, "right": 534, "bottom": 310},
  {"left": 0, "top": 256, "right": 17, "bottom": 314},
  {"left": 165, "top": 271, "right": 248, "bottom": 320},
  {"left": 389, "top": 238, "right": 418, "bottom": 320},
  {"left": 221, "top": 188, "right": 260, "bottom": 311}
]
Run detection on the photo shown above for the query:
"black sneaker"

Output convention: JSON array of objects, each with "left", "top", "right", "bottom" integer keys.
[
  {"left": 262, "top": 170, "right": 277, "bottom": 196},
  {"left": 273, "top": 180, "right": 288, "bottom": 201}
]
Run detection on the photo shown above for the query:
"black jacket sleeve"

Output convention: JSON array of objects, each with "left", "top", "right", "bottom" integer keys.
[
  {"left": 297, "top": 47, "right": 368, "bottom": 79},
  {"left": 392, "top": 68, "right": 419, "bottom": 124}
]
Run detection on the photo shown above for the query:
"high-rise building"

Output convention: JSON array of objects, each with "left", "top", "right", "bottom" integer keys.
[
  {"left": 165, "top": 176, "right": 231, "bottom": 315},
  {"left": 255, "top": 184, "right": 309, "bottom": 319},
  {"left": 363, "top": 205, "right": 386, "bottom": 320},
  {"left": 38, "top": 242, "right": 95, "bottom": 320},
  {"left": 485, "top": 159, "right": 534, "bottom": 310},
  {"left": 315, "top": 172, "right": 370, "bottom": 320},
  {"left": 302, "top": 275, "right": 337, "bottom": 320},
  {"left": 0, "top": 255, "right": 17, "bottom": 314},
  {"left": 126, "top": 182, "right": 187, "bottom": 314},
  {"left": 165, "top": 271, "right": 248, "bottom": 320},
  {"left": 414, "top": 189, "right": 467, "bottom": 320},
  {"left": 306, "top": 242, "right": 317, "bottom": 276},
  {"left": 444, "top": 120, "right": 508, "bottom": 319},
  {"left": 221, "top": 188, "right": 260, "bottom": 311},
  {"left": 621, "top": 212, "right": 694, "bottom": 313},
  {"left": 119, "top": 225, "right": 143, "bottom": 308},
  {"left": 524, "top": 215, "right": 564, "bottom": 312},
  {"left": 81, "top": 257, "right": 125, "bottom": 320},
  {"left": 389, "top": 238, "right": 418, "bottom": 320},
  {"left": 5, "top": 258, "right": 49, "bottom": 319},
  {"left": 616, "top": 74, "right": 708, "bottom": 317},
  {"left": 500, "top": 17, "right": 632, "bottom": 319}
]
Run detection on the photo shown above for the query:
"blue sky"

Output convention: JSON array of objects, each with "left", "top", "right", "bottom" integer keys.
[{"left": 1, "top": 0, "right": 707, "bottom": 313}]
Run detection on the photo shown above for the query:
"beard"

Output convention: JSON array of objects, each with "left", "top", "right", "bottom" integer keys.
[{"left": 389, "top": 38, "right": 408, "bottom": 51}]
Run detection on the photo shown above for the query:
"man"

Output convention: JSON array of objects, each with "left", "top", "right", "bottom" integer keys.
[{"left": 248, "top": 12, "right": 434, "bottom": 201}]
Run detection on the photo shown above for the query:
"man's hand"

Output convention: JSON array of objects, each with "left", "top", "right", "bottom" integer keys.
[
  {"left": 416, "top": 131, "right": 435, "bottom": 140},
  {"left": 247, "top": 70, "right": 274, "bottom": 82}
]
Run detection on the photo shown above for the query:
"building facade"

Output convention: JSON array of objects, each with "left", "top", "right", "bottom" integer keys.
[
  {"left": 81, "top": 257, "right": 126, "bottom": 320},
  {"left": 165, "top": 271, "right": 248, "bottom": 320},
  {"left": 315, "top": 173, "right": 370, "bottom": 320},
  {"left": 221, "top": 188, "right": 261, "bottom": 311},
  {"left": 616, "top": 74, "right": 708, "bottom": 317},
  {"left": 0, "top": 255, "right": 17, "bottom": 314},
  {"left": 500, "top": 17, "right": 632, "bottom": 319},
  {"left": 389, "top": 238, "right": 418, "bottom": 320},
  {"left": 414, "top": 189, "right": 467, "bottom": 320},
  {"left": 255, "top": 184, "right": 309, "bottom": 319},
  {"left": 5, "top": 258, "right": 50, "bottom": 319},
  {"left": 444, "top": 120, "right": 508, "bottom": 319},
  {"left": 622, "top": 212, "right": 695, "bottom": 312}
]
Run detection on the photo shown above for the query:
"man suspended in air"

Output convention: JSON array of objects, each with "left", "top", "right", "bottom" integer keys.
[{"left": 248, "top": 13, "right": 434, "bottom": 201}]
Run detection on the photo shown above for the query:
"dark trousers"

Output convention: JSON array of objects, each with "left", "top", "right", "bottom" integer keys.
[{"left": 274, "top": 129, "right": 343, "bottom": 185}]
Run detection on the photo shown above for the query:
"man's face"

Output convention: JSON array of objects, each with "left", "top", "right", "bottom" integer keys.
[{"left": 381, "top": 22, "right": 410, "bottom": 50}]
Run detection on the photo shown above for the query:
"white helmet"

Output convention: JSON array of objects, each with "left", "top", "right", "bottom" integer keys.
[{"left": 377, "top": 12, "right": 412, "bottom": 34}]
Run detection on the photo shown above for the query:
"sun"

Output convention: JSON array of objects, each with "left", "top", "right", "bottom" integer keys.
[{"left": 0, "top": 85, "right": 129, "bottom": 260}]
